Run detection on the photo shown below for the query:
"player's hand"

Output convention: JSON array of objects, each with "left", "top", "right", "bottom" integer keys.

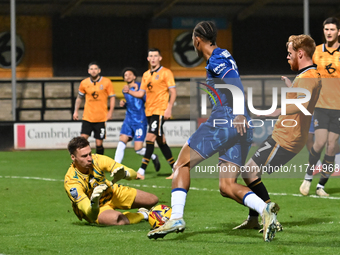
[
  {"left": 119, "top": 100, "right": 126, "bottom": 107},
  {"left": 122, "top": 85, "right": 130, "bottom": 93},
  {"left": 281, "top": 76, "right": 292, "bottom": 87},
  {"left": 164, "top": 108, "right": 172, "bottom": 120},
  {"left": 110, "top": 166, "right": 129, "bottom": 183},
  {"left": 106, "top": 111, "right": 113, "bottom": 121},
  {"left": 73, "top": 112, "right": 78, "bottom": 120},
  {"left": 90, "top": 184, "right": 108, "bottom": 209},
  {"left": 233, "top": 115, "right": 248, "bottom": 136}
]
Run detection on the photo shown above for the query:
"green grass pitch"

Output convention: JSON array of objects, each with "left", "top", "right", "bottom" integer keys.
[{"left": 1, "top": 146, "right": 340, "bottom": 254}]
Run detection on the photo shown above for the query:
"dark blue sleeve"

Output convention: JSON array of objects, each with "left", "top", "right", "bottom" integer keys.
[{"left": 207, "top": 55, "right": 238, "bottom": 79}]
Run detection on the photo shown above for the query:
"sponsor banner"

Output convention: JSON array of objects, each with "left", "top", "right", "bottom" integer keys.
[
  {"left": 163, "top": 120, "right": 195, "bottom": 146},
  {"left": 14, "top": 121, "right": 194, "bottom": 150}
]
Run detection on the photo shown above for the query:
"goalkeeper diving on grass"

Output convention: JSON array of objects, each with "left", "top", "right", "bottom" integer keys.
[{"left": 64, "top": 136, "right": 158, "bottom": 225}]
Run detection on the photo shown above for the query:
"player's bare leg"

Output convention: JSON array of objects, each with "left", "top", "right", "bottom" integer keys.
[
  {"left": 218, "top": 161, "right": 254, "bottom": 204},
  {"left": 98, "top": 190, "right": 158, "bottom": 226},
  {"left": 97, "top": 210, "right": 130, "bottom": 225},
  {"left": 81, "top": 134, "right": 89, "bottom": 139},
  {"left": 131, "top": 189, "right": 159, "bottom": 209}
]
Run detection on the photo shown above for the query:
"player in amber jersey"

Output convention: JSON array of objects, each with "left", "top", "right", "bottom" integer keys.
[
  {"left": 300, "top": 17, "right": 340, "bottom": 197},
  {"left": 73, "top": 62, "right": 115, "bottom": 155},
  {"left": 64, "top": 136, "right": 158, "bottom": 225},
  {"left": 123, "top": 49, "right": 177, "bottom": 180},
  {"left": 233, "top": 35, "right": 321, "bottom": 230}
]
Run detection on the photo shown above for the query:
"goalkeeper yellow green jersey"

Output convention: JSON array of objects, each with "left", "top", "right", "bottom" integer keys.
[{"left": 64, "top": 153, "right": 136, "bottom": 222}]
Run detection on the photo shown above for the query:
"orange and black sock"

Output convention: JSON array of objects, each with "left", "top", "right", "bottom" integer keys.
[{"left": 140, "top": 141, "right": 154, "bottom": 170}]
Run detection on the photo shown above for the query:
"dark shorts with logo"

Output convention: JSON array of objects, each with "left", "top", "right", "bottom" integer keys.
[
  {"left": 81, "top": 120, "right": 106, "bottom": 140},
  {"left": 313, "top": 108, "right": 340, "bottom": 134},
  {"left": 252, "top": 135, "right": 296, "bottom": 174},
  {"left": 147, "top": 115, "right": 165, "bottom": 136}
]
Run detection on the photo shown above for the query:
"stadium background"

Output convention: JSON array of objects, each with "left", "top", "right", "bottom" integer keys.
[
  {"left": 0, "top": 0, "right": 339, "bottom": 150},
  {"left": 1, "top": 2, "right": 340, "bottom": 254}
]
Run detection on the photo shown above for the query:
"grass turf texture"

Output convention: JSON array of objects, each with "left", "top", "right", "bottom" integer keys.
[{"left": 1, "top": 147, "right": 340, "bottom": 254}]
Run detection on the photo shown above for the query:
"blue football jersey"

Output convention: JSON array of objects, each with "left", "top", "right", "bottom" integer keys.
[
  {"left": 205, "top": 47, "right": 250, "bottom": 121},
  {"left": 123, "top": 82, "right": 147, "bottom": 123}
]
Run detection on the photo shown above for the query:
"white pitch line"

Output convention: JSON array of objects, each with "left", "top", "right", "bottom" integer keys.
[{"left": 1, "top": 175, "right": 340, "bottom": 200}]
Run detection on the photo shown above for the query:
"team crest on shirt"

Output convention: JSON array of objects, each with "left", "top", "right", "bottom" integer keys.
[
  {"left": 147, "top": 82, "right": 153, "bottom": 91},
  {"left": 100, "top": 84, "right": 103, "bottom": 90},
  {"left": 325, "top": 63, "right": 336, "bottom": 74},
  {"left": 92, "top": 91, "right": 99, "bottom": 99},
  {"left": 155, "top": 75, "right": 159, "bottom": 80},
  {"left": 70, "top": 187, "right": 80, "bottom": 200}
]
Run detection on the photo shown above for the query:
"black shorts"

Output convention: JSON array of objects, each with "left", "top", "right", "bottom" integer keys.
[
  {"left": 252, "top": 135, "right": 296, "bottom": 174},
  {"left": 147, "top": 115, "right": 165, "bottom": 136},
  {"left": 314, "top": 108, "right": 340, "bottom": 134},
  {"left": 81, "top": 120, "right": 106, "bottom": 140}
]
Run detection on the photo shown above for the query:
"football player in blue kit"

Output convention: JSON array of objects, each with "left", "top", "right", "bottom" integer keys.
[
  {"left": 114, "top": 67, "right": 160, "bottom": 171},
  {"left": 147, "top": 21, "right": 280, "bottom": 242}
]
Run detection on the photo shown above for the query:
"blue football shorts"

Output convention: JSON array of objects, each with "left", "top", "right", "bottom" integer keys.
[
  {"left": 188, "top": 116, "right": 253, "bottom": 166},
  {"left": 120, "top": 120, "right": 147, "bottom": 142}
]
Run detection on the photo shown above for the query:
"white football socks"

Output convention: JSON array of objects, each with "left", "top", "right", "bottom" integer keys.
[
  {"left": 114, "top": 141, "right": 126, "bottom": 163},
  {"left": 170, "top": 189, "right": 187, "bottom": 220},
  {"left": 137, "top": 168, "right": 145, "bottom": 176},
  {"left": 243, "top": 192, "right": 267, "bottom": 216}
]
